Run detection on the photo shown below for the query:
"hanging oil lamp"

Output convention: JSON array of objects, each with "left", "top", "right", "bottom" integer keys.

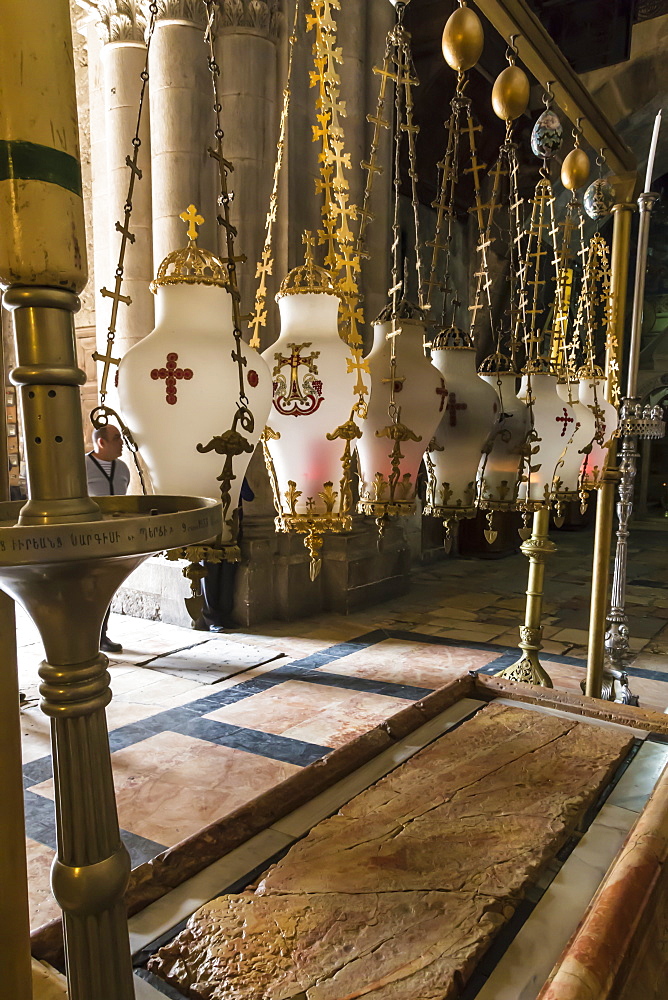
[
  {"left": 423, "top": 6, "right": 499, "bottom": 547},
  {"left": 355, "top": 0, "right": 442, "bottom": 535},
  {"left": 260, "top": 235, "right": 362, "bottom": 580},
  {"left": 117, "top": 206, "right": 271, "bottom": 551},
  {"left": 357, "top": 295, "right": 444, "bottom": 532},
  {"left": 425, "top": 321, "right": 499, "bottom": 546}
]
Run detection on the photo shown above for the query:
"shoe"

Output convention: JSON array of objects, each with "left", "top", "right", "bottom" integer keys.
[
  {"left": 208, "top": 624, "right": 232, "bottom": 634},
  {"left": 100, "top": 636, "right": 123, "bottom": 654}
]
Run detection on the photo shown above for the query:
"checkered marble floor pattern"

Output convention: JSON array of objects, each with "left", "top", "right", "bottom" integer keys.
[{"left": 18, "top": 523, "right": 668, "bottom": 932}]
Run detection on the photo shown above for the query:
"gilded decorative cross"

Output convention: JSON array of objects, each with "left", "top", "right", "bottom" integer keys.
[
  {"left": 179, "top": 204, "right": 204, "bottom": 242},
  {"left": 346, "top": 348, "right": 370, "bottom": 397},
  {"left": 303, "top": 231, "right": 317, "bottom": 268}
]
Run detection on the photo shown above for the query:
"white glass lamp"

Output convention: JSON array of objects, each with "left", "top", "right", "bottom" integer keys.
[
  {"left": 553, "top": 377, "right": 597, "bottom": 510},
  {"left": 117, "top": 209, "right": 272, "bottom": 548},
  {"left": 357, "top": 301, "right": 444, "bottom": 528},
  {"left": 260, "top": 238, "right": 364, "bottom": 579},
  {"left": 516, "top": 362, "right": 578, "bottom": 509},
  {"left": 477, "top": 356, "right": 530, "bottom": 536},
  {"left": 578, "top": 367, "right": 618, "bottom": 489},
  {"left": 424, "top": 326, "right": 499, "bottom": 539}
]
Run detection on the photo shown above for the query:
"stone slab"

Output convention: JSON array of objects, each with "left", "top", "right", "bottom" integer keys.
[
  {"left": 142, "top": 639, "right": 284, "bottom": 684},
  {"left": 149, "top": 702, "right": 633, "bottom": 999}
]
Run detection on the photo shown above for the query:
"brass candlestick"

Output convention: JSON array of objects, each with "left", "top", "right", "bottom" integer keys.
[
  {"left": 0, "top": 4, "right": 221, "bottom": 998},
  {"left": 496, "top": 506, "right": 555, "bottom": 686}
]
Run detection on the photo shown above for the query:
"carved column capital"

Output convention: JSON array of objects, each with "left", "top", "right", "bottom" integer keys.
[
  {"left": 75, "top": 1, "right": 148, "bottom": 44},
  {"left": 219, "top": 0, "right": 283, "bottom": 38},
  {"left": 153, "top": 0, "right": 207, "bottom": 26}
]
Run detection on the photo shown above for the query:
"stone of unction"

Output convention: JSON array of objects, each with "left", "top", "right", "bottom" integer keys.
[{"left": 149, "top": 703, "right": 633, "bottom": 999}]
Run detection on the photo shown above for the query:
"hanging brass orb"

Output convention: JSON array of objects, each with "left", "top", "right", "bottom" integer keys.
[
  {"left": 442, "top": 6, "right": 484, "bottom": 72},
  {"left": 491, "top": 65, "right": 530, "bottom": 121},
  {"left": 561, "top": 147, "right": 591, "bottom": 190}
]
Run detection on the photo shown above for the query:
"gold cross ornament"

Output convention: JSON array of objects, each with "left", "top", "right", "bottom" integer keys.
[{"left": 180, "top": 204, "right": 205, "bottom": 242}]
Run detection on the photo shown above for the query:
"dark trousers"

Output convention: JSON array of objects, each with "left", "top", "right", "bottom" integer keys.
[
  {"left": 200, "top": 560, "right": 238, "bottom": 628},
  {"left": 101, "top": 605, "right": 111, "bottom": 640}
]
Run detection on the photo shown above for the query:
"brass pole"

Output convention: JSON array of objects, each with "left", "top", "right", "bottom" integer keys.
[
  {"left": 584, "top": 203, "right": 634, "bottom": 698},
  {"left": 0, "top": 6, "right": 222, "bottom": 999},
  {"left": 497, "top": 506, "right": 555, "bottom": 686},
  {"left": 0, "top": 302, "right": 32, "bottom": 1000}
]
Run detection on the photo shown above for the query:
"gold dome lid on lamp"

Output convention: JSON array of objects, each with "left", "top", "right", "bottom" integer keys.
[{"left": 150, "top": 204, "right": 230, "bottom": 292}]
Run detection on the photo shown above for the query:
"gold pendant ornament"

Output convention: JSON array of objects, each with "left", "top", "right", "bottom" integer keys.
[{"left": 442, "top": 2, "right": 485, "bottom": 73}]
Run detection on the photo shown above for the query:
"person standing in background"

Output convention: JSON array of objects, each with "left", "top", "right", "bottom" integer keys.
[{"left": 85, "top": 424, "right": 130, "bottom": 652}]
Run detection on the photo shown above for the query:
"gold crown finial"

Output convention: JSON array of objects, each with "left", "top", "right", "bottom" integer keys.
[
  {"left": 276, "top": 230, "right": 340, "bottom": 300},
  {"left": 151, "top": 204, "right": 228, "bottom": 293},
  {"left": 179, "top": 204, "right": 205, "bottom": 242}
]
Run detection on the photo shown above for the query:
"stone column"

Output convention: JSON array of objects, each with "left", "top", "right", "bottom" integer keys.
[
  {"left": 216, "top": 0, "right": 281, "bottom": 331},
  {"left": 150, "top": 2, "right": 217, "bottom": 264},
  {"left": 100, "top": 37, "right": 154, "bottom": 361},
  {"left": 78, "top": 3, "right": 155, "bottom": 492}
]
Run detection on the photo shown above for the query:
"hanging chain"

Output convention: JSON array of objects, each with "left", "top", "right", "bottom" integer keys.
[
  {"left": 94, "top": 2, "right": 158, "bottom": 402},
  {"left": 355, "top": 34, "right": 393, "bottom": 262},
  {"left": 398, "top": 26, "right": 424, "bottom": 311},
  {"left": 201, "top": 0, "right": 255, "bottom": 527},
  {"left": 90, "top": 1, "right": 158, "bottom": 494},
  {"left": 307, "top": 0, "right": 364, "bottom": 347},
  {"left": 248, "top": 0, "right": 301, "bottom": 349}
]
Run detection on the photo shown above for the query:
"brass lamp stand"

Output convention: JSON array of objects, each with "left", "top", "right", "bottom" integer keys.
[
  {"left": 496, "top": 506, "right": 555, "bottom": 686},
  {"left": 0, "top": 3, "right": 221, "bottom": 998}
]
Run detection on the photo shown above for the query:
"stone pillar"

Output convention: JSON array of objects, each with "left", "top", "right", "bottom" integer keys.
[
  {"left": 150, "top": 2, "right": 217, "bottom": 265},
  {"left": 78, "top": 3, "right": 155, "bottom": 491},
  {"left": 216, "top": 0, "right": 281, "bottom": 331},
  {"left": 100, "top": 38, "right": 154, "bottom": 362}
]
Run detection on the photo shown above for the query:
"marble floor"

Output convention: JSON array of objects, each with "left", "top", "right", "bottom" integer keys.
[{"left": 17, "top": 520, "right": 668, "bottom": 936}]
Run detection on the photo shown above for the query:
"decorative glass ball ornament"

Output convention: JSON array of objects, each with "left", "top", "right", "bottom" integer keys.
[
  {"left": 578, "top": 368, "right": 618, "bottom": 489},
  {"left": 553, "top": 378, "right": 597, "bottom": 506},
  {"left": 356, "top": 300, "right": 443, "bottom": 528},
  {"left": 583, "top": 176, "right": 615, "bottom": 220},
  {"left": 442, "top": 5, "right": 484, "bottom": 72},
  {"left": 477, "top": 358, "right": 530, "bottom": 512},
  {"left": 117, "top": 211, "right": 271, "bottom": 547},
  {"left": 260, "top": 238, "right": 364, "bottom": 580},
  {"left": 515, "top": 363, "right": 579, "bottom": 509},
  {"left": 531, "top": 109, "right": 564, "bottom": 159},
  {"left": 424, "top": 327, "right": 498, "bottom": 542}
]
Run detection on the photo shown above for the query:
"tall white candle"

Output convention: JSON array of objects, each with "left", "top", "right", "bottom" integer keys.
[{"left": 644, "top": 109, "right": 662, "bottom": 193}]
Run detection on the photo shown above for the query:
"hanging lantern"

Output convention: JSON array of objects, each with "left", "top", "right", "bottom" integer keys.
[
  {"left": 357, "top": 299, "right": 443, "bottom": 531},
  {"left": 516, "top": 362, "right": 579, "bottom": 511},
  {"left": 424, "top": 327, "right": 498, "bottom": 545},
  {"left": 118, "top": 206, "right": 272, "bottom": 549},
  {"left": 552, "top": 377, "right": 596, "bottom": 517},
  {"left": 260, "top": 235, "right": 363, "bottom": 580},
  {"left": 579, "top": 368, "right": 618, "bottom": 489},
  {"left": 477, "top": 356, "right": 530, "bottom": 541}
]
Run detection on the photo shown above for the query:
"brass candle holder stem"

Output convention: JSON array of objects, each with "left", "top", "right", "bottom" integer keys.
[
  {"left": 497, "top": 506, "right": 554, "bottom": 686},
  {"left": 0, "top": 593, "right": 32, "bottom": 1000}
]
